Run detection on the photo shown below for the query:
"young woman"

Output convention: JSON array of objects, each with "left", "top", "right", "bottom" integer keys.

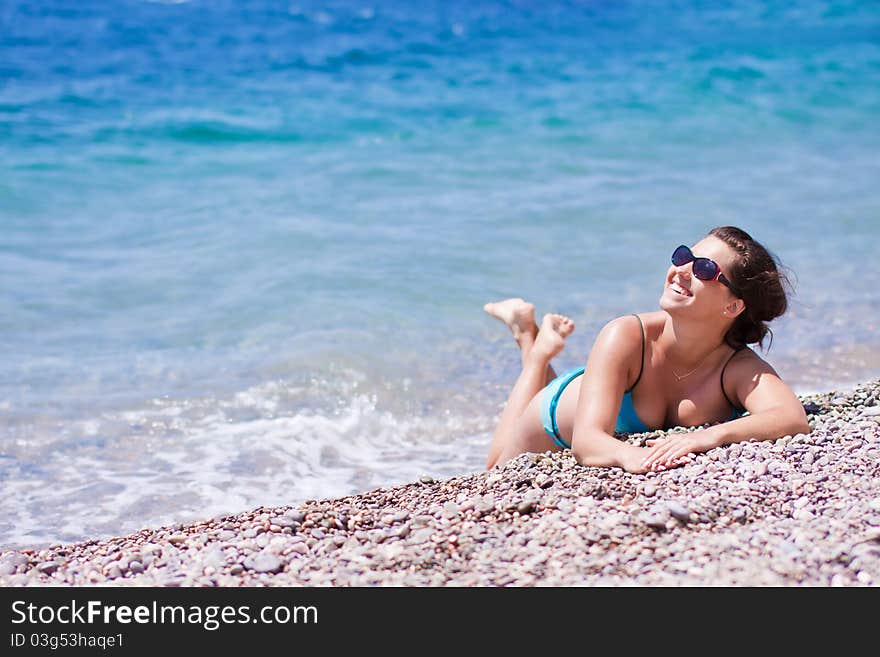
[{"left": 484, "top": 226, "right": 810, "bottom": 474}]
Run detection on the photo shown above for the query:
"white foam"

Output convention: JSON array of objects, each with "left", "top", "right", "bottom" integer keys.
[{"left": 0, "top": 380, "right": 490, "bottom": 549}]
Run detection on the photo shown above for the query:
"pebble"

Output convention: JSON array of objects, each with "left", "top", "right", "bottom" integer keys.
[
  {"left": 36, "top": 561, "right": 60, "bottom": 575},
  {"left": 410, "top": 528, "right": 435, "bottom": 545},
  {"left": 793, "top": 508, "right": 814, "bottom": 521},
  {"left": 767, "top": 461, "right": 786, "bottom": 475},
  {"left": 556, "top": 499, "right": 574, "bottom": 514},
  {"left": 517, "top": 501, "right": 536, "bottom": 515},
  {"left": 475, "top": 496, "right": 495, "bottom": 515},
  {"left": 271, "top": 517, "right": 298, "bottom": 529},
  {"left": 247, "top": 554, "right": 284, "bottom": 574},
  {"left": 666, "top": 502, "right": 692, "bottom": 523},
  {"left": 486, "top": 474, "right": 503, "bottom": 487},
  {"left": 640, "top": 514, "right": 668, "bottom": 531}
]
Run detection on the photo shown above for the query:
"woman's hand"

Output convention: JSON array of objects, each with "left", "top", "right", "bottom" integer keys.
[
  {"left": 616, "top": 444, "right": 653, "bottom": 474},
  {"left": 640, "top": 428, "right": 720, "bottom": 471}
]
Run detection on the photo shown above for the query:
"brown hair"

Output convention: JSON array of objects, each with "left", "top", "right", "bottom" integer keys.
[{"left": 708, "top": 226, "right": 794, "bottom": 352}]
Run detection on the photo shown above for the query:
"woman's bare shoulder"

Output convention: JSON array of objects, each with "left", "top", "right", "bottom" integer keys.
[
  {"left": 584, "top": 314, "right": 646, "bottom": 391},
  {"left": 727, "top": 346, "right": 778, "bottom": 375},
  {"left": 599, "top": 313, "right": 645, "bottom": 343},
  {"left": 724, "top": 346, "right": 788, "bottom": 408},
  {"left": 590, "top": 313, "right": 646, "bottom": 363}
]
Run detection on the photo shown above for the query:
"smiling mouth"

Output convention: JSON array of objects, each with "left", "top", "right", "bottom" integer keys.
[{"left": 669, "top": 282, "right": 692, "bottom": 297}]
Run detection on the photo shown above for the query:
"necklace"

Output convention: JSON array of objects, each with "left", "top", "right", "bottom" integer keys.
[{"left": 670, "top": 348, "right": 717, "bottom": 381}]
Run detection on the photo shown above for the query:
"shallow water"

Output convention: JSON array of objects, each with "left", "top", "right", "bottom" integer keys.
[{"left": 1, "top": 0, "right": 879, "bottom": 548}]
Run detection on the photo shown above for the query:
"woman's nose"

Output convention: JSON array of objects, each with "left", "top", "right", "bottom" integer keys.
[{"left": 674, "top": 263, "right": 692, "bottom": 278}]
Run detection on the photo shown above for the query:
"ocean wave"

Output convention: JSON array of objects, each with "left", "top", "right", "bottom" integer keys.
[
  {"left": 162, "top": 121, "right": 303, "bottom": 144},
  {"left": 0, "top": 379, "right": 491, "bottom": 549},
  {"left": 92, "top": 117, "right": 304, "bottom": 145}
]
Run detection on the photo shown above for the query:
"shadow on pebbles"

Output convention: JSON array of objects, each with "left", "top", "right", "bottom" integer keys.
[{"left": 3, "top": 381, "right": 880, "bottom": 587}]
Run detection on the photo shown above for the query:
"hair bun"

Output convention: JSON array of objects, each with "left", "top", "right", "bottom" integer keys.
[{"left": 708, "top": 226, "right": 794, "bottom": 352}]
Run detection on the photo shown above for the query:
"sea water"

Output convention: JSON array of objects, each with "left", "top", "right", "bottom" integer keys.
[{"left": 1, "top": 0, "right": 878, "bottom": 548}]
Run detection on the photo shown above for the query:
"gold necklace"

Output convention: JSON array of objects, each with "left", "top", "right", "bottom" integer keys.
[{"left": 670, "top": 348, "right": 717, "bottom": 381}]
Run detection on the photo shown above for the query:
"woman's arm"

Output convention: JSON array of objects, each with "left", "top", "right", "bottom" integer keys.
[
  {"left": 570, "top": 316, "right": 652, "bottom": 472},
  {"left": 641, "top": 352, "right": 811, "bottom": 470}
]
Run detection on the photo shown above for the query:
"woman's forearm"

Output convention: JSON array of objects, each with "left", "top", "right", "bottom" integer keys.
[
  {"left": 571, "top": 428, "right": 630, "bottom": 468},
  {"left": 707, "top": 406, "right": 811, "bottom": 448}
]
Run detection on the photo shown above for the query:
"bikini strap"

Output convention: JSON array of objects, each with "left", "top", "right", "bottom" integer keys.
[
  {"left": 627, "top": 313, "right": 646, "bottom": 393},
  {"left": 721, "top": 347, "right": 746, "bottom": 411}
]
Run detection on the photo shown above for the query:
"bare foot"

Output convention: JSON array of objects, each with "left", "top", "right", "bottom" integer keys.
[
  {"left": 530, "top": 313, "right": 575, "bottom": 362},
  {"left": 483, "top": 298, "right": 537, "bottom": 342}
]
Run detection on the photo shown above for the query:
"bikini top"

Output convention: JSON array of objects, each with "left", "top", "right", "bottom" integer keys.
[{"left": 615, "top": 314, "right": 746, "bottom": 434}]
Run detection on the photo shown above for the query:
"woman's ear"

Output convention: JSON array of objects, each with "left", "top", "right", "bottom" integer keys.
[{"left": 724, "top": 299, "right": 745, "bottom": 318}]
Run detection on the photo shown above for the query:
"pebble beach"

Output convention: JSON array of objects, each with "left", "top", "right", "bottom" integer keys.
[
  {"left": 2, "top": 379, "right": 879, "bottom": 587},
  {"left": 5, "top": 0, "right": 880, "bottom": 562}
]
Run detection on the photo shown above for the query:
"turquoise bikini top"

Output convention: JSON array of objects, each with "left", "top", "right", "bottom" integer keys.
[
  {"left": 616, "top": 389, "right": 745, "bottom": 434},
  {"left": 615, "top": 390, "right": 653, "bottom": 434},
  {"left": 616, "top": 313, "right": 746, "bottom": 433}
]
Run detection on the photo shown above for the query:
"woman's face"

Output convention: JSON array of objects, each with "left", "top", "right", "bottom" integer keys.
[{"left": 659, "top": 235, "right": 740, "bottom": 315}]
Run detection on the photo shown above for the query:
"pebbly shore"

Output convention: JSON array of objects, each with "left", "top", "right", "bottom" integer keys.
[{"left": 2, "top": 380, "right": 879, "bottom": 587}]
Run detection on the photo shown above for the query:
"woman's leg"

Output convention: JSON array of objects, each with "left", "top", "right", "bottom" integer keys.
[
  {"left": 483, "top": 298, "right": 557, "bottom": 383},
  {"left": 484, "top": 311, "right": 575, "bottom": 469}
]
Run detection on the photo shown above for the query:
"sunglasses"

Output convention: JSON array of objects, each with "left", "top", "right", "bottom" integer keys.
[{"left": 671, "top": 245, "right": 739, "bottom": 296}]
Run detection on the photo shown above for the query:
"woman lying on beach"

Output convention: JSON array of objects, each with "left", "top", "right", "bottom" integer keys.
[{"left": 484, "top": 225, "right": 810, "bottom": 474}]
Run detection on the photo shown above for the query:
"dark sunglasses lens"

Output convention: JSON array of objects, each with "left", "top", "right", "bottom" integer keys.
[
  {"left": 692, "top": 258, "right": 718, "bottom": 280},
  {"left": 671, "top": 245, "right": 691, "bottom": 266}
]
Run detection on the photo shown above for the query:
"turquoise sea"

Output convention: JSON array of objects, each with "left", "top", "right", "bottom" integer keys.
[{"left": 1, "top": 0, "right": 878, "bottom": 548}]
